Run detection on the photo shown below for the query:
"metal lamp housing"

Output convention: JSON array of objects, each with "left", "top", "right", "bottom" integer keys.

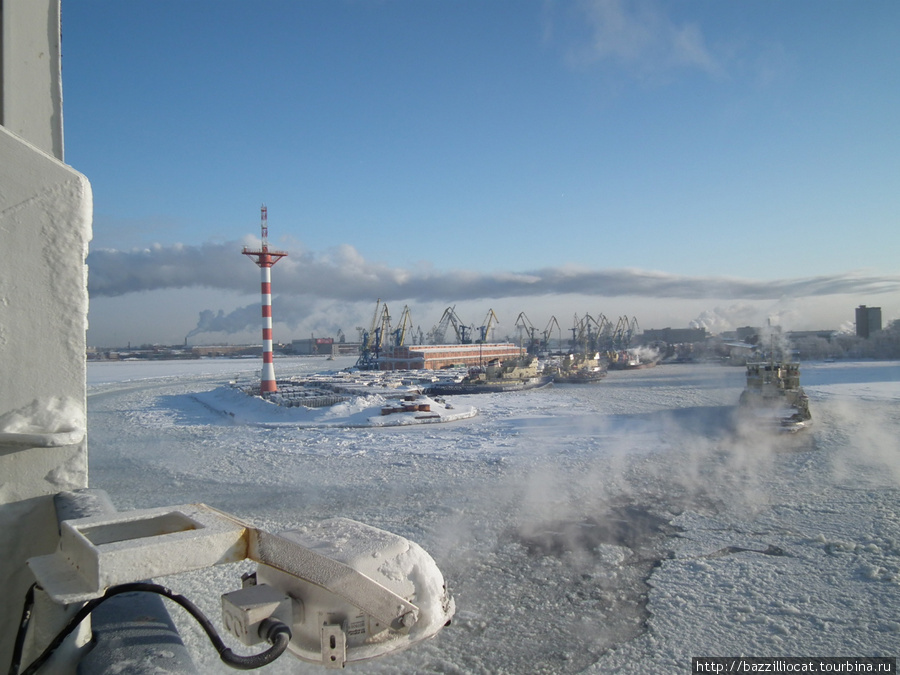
[{"left": 255, "top": 518, "right": 454, "bottom": 668}]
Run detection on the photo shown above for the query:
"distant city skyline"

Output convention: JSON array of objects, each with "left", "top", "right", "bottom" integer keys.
[
  {"left": 89, "top": 298, "right": 877, "bottom": 350},
  {"left": 61, "top": 2, "right": 900, "bottom": 347}
]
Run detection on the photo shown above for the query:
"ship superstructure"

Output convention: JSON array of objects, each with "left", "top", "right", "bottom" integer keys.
[{"left": 738, "top": 359, "right": 812, "bottom": 433}]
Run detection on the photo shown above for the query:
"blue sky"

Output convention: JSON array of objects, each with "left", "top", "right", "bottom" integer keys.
[{"left": 62, "top": 1, "right": 900, "bottom": 347}]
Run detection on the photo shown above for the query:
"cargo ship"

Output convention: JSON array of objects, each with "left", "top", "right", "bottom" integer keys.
[
  {"left": 424, "top": 356, "right": 553, "bottom": 395},
  {"left": 551, "top": 352, "right": 608, "bottom": 383}
]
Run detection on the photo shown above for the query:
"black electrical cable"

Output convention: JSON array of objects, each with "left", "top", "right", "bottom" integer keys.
[
  {"left": 12, "top": 582, "right": 292, "bottom": 675},
  {"left": 7, "top": 583, "right": 36, "bottom": 675}
]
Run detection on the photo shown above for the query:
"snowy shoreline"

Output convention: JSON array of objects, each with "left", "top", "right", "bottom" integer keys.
[{"left": 192, "top": 384, "right": 478, "bottom": 428}]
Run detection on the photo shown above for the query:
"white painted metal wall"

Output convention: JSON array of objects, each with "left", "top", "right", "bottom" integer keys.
[
  {"left": 1, "top": 0, "right": 65, "bottom": 160},
  {"left": 0, "top": 1, "right": 92, "bottom": 668}
]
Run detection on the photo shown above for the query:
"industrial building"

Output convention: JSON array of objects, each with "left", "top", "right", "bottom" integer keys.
[
  {"left": 291, "top": 338, "right": 360, "bottom": 356},
  {"left": 375, "top": 343, "right": 525, "bottom": 371},
  {"left": 786, "top": 330, "right": 837, "bottom": 343},
  {"left": 855, "top": 305, "right": 882, "bottom": 339},
  {"left": 191, "top": 345, "right": 260, "bottom": 357},
  {"left": 291, "top": 337, "right": 336, "bottom": 356},
  {"left": 638, "top": 327, "right": 707, "bottom": 345}
]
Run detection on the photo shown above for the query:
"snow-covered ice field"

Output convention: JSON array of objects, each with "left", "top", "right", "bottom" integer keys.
[{"left": 86, "top": 357, "right": 900, "bottom": 673}]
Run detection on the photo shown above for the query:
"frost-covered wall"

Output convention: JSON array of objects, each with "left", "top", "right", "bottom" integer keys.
[
  {"left": 0, "top": 0, "right": 92, "bottom": 667},
  {"left": 0, "top": 0, "right": 65, "bottom": 160}
]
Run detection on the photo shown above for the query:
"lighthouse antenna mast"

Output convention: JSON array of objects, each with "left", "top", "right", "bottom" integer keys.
[{"left": 241, "top": 205, "right": 287, "bottom": 393}]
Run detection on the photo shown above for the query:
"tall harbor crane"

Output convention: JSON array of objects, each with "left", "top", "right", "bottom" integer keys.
[
  {"left": 477, "top": 309, "right": 499, "bottom": 343},
  {"left": 429, "top": 306, "right": 454, "bottom": 344},
  {"left": 543, "top": 316, "right": 562, "bottom": 354},
  {"left": 612, "top": 315, "right": 640, "bottom": 349},
  {"left": 570, "top": 313, "right": 614, "bottom": 354},
  {"left": 515, "top": 312, "right": 540, "bottom": 353},
  {"left": 392, "top": 305, "right": 413, "bottom": 348},
  {"left": 356, "top": 300, "right": 392, "bottom": 369},
  {"left": 595, "top": 313, "right": 614, "bottom": 351},
  {"left": 431, "top": 306, "right": 470, "bottom": 344},
  {"left": 360, "top": 300, "right": 382, "bottom": 352},
  {"left": 570, "top": 313, "right": 588, "bottom": 354}
]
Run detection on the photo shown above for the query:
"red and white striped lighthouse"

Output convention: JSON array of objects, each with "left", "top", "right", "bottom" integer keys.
[{"left": 242, "top": 205, "right": 287, "bottom": 394}]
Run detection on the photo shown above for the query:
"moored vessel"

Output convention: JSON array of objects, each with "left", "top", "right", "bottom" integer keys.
[
  {"left": 607, "top": 348, "right": 658, "bottom": 370},
  {"left": 551, "top": 352, "right": 608, "bottom": 383},
  {"left": 424, "top": 356, "right": 553, "bottom": 395}
]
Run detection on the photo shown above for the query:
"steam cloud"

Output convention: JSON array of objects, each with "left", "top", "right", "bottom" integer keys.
[{"left": 87, "top": 241, "right": 900, "bottom": 337}]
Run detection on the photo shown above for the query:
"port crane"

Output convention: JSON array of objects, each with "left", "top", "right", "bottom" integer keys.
[
  {"left": 429, "top": 306, "right": 454, "bottom": 344},
  {"left": 375, "top": 304, "right": 392, "bottom": 352},
  {"left": 570, "top": 313, "right": 614, "bottom": 354},
  {"left": 543, "top": 316, "right": 562, "bottom": 354},
  {"left": 515, "top": 312, "right": 540, "bottom": 353},
  {"left": 627, "top": 316, "right": 640, "bottom": 347},
  {"left": 570, "top": 313, "right": 589, "bottom": 354},
  {"left": 612, "top": 315, "right": 640, "bottom": 349},
  {"left": 594, "top": 313, "right": 614, "bottom": 351},
  {"left": 392, "top": 305, "right": 413, "bottom": 348},
  {"left": 583, "top": 314, "right": 599, "bottom": 354},
  {"left": 456, "top": 323, "right": 473, "bottom": 344},
  {"left": 355, "top": 301, "right": 643, "bottom": 356},
  {"left": 585, "top": 314, "right": 613, "bottom": 354},
  {"left": 357, "top": 300, "right": 381, "bottom": 362},
  {"left": 356, "top": 300, "right": 392, "bottom": 369},
  {"left": 431, "top": 306, "right": 471, "bottom": 344},
  {"left": 477, "top": 309, "right": 499, "bottom": 343}
]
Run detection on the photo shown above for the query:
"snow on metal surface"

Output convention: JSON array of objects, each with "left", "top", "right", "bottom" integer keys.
[{"left": 0, "top": 396, "right": 85, "bottom": 447}]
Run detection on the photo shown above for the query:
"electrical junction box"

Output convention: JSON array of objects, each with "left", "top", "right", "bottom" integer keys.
[{"left": 221, "top": 584, "right": 294, "bottom": 646}]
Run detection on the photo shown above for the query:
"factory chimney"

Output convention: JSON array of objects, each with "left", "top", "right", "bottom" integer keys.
[{"left": 242, "top": 205, "right": 287, "bottom": 393}]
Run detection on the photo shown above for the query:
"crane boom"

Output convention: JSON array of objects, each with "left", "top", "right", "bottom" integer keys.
[
  {"left": 543, "top": 316, "right": 561, "bottom": 354},
  {"left": 431, "top": 306, "right": 456, "bottom": 345},
  {"left": 477, "top": 309, "right": 499, "bottom": 343},
  {"left": 393, "top": 305, "right": 413, "bottom": 347}
]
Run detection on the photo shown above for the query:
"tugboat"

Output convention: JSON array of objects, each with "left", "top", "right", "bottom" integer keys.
[
  {"left": 738, "top": 358, "right": 811, "bottom": 433},
  {"left": 425, "top": 356, "right": 553, "bottom": 395},
  {"left": 551, "top": 352, "right": 608, "bottom": 383}
]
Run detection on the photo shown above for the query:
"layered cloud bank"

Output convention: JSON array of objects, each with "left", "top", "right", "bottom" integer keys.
[
  {"left": 88, "top": 241, "right": 900, "bottom": 304},
  {"left": 86, "top": 241, "right": 900, "bottom": 341}
]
